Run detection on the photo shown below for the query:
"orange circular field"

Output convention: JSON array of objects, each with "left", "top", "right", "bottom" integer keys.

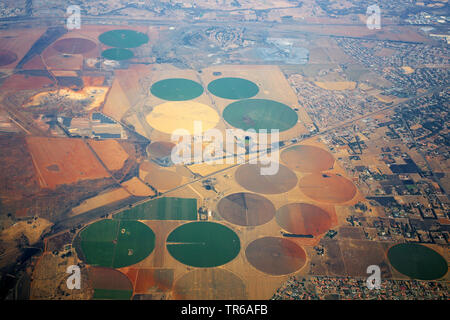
[
  {"left": 245, "top": 237, "right": 306, "bottom": 275},
  {"left": 217, "top": 192, "right": 275, "bottom": 226},
  {"left": 276, "top": 203, "right": 332, "bottom": 235},
  {"left": 173, "top": 269, "right": 246, "bottom": 300},
  {"left": 144, "top": 169, "right": 182, "bottom": 191},
  {"left": 0, "top": 49, "right": 18, "bottom": 66},
  {"left": 235, "top": 163, "right": 298, "bottom": 194},
  {"left": 281, "top": 145, "right": 335, "bottom": 172},
  {"left": 147, "top": 141, "right": 175, "bottom": 160},
  {"left": 299, "top": 173, "right": 356, "bottom": 204}
]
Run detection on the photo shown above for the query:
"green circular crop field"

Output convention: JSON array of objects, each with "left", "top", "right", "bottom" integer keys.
[
  {"left": 98, "top": 29, "right": 149, "bottom": 48},
  {"left": 223, "top": 99, "right": 298, "bottom": 131},
  {"left": 166, "top": 222, "right": 240, "bottom": 267},
  {"left": 388, "top": 243, "right": 447, "bottom": 280},
  {"left": 208, "top": 77, "right": 259, "bottom": 100},
  {"left": 150, "top": 78, "right": 204, "bottom": 101},
  {"left": 101, "top": 48, "right": 134, "bottom": 61},
  {"left": 77, "top": 219, "right": 155, "bottom": 268}
]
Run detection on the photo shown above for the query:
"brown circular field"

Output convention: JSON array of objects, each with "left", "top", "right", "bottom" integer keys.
[
  {"left": 276, "top": 203, "right": 332, "bottom": 235},
  {"left": 144, "top": 169, "right": 182, "bottom": 191},
  {"left": 281, "top": 145, "right": 335, "bottom": 173},
  {"left": 147, "top": 141, "right": 176, "bottom": 160},
  {"left": 87, "top": 266, "right": 133, "bottom": 291},
  {"left": 52, "top": 38, "right": 97, "bottom": 54},
  {"left": 235, "top": 163, "right": 298, "bottom": 194},
  {"left": 299, "top": 173, "right": 356, "bottom": 204},
  {"left": 0, "top": 49, "right": 18, "bottom": 66},
  {"left": 173, "top": 268, "right": 246, "bottom": 300},
  {"left": 217, "top": 192, "right": 275, "bottom": 226},
  {"left": 245, "top": 237, "right": 307, "bottom": 275}
]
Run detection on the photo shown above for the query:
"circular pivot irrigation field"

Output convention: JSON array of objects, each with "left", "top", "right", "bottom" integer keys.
[
  {"left": 146, "top": 101, "right": 219, "bottom": 134},
  {"left": 144, "top": 169, "right": 182, "bottom": 191},
  {"left": 98, "top": 29, "right": 149, "bottom": 48},
  {"left": 298, "top": 173, "right": 356, "bottom": 204},
  {"left": 147, "top": 141, "right": 176, "bottom": 160},
  {"left": 245, "top": 237, "right": 307, "bottom": 275},
  {"left": 101, "top": 48, "right": 134, "bottom": 61},
  {"left": 76, "top": 219, "right": 155, "bottom": 268},
  {"left": 0, "top": 49, "right": 18, "bottom": 66},
  {"left": 150, "top": 78, "right": 204, "bottom": 101},
  {"left": 166, "top": 222, "right": 240, "bottom": 268},
  {"left": 217, "top": 192, "right": 276, "bottom": 226},
  {"left": 276, "top": 203, "right": 332, "bottom": 236},
  {"left": 281, "top": 145, "right": 335, "bottom": 173},
  {"left": 173, "top": 269, "right": 247, "bottom": 300},
  {"left": 207, "top": 77, "right": 259, "bottom": 100},
  {"left": 52, "top": 38, "right": 97, "bottom": 54},
  {"left": 223, "top": 99, "right": 298, "bottom": 132},
  {"left": 387, "top": 243, "right": 448, "bottom": 280},
  {"left": 88, "top": 266, "right": 133, "bottom": 300},
  {"left": 235, "top": 163, "right": 298, "bottom": 194}
]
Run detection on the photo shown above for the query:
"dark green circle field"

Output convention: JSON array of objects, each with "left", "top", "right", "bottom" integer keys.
[
  {"left": 388, "top": 243, "right": 448, "bottom": 280},
  {"left": 101, "top": 48, "right": 134, "bottom": 61},
  {"left": 98, "top": 29, "right": 149, "bottom": 48},
  {"left": 223, "top": 99, "right": 298, "bottom": 131},
  {"left": 150, "top": 78, "right": 204, "bottom": 101},
  {"left": 208, "top": 77, "right": 259, "bottom": 100},
  {"left": 77, "top": 219, "right": 155, "bottom": 269},
  {"left": 166, "top": 222, "right": 240, "bottom": 268}
]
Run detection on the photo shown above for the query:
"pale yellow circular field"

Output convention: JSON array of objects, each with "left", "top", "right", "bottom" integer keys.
[{"left": 146, "top": 101, "right": 219, "bottom": 134}]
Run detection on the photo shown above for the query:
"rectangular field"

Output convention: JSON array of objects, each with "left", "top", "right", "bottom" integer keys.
[
  {"left": 113, "top": 197, "right": 197, "bottom": 221},
  {"left": 26, "top": 137, "right": 110, "bottom": 189}
]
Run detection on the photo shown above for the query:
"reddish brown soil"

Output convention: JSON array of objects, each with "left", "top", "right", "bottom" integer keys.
[
  {"left": 42, "top": 46, "right": 83, "bottom": 71},
  {"left": 21, "top": 55, "right": 46, "bottom": 70},
  {"left": 276, "top": 203, "right": 332, "bottom": 235},
  {"left": 217, "top": 192, "right": 275, "bottom": 226},
  {"left": 139, "top": 160, "right": 154, "bottom": 172},
  {"left": 0, "top": 74, "right": 54, "bottom": 92},
  {"left": 52, "top": 38, "right": 97, "bottom": 54},
  {"left": 0, "top": 49, "right": 18, "bottom": 66},
  {"left": 131, "top": 269, "right": 174, "bottom": 294},
  {"left": 280, "top": 145, "right": 335, "bottom": 172},
  {"left": 82, "top": 76, "right": 105, "bottom": 86},
  {"left": 235, "top": 163, "right": 298, "bottom": 194},
  {"left": 87, "top": 267, "right": 133, "bottom": 291},
  {"left": 0, "top": 28, "right": 46, "bottom": 70},
  {"left": 26, "top": 137, "right": 109, "bottom": 189},
  {"left": 88, "top": 139, "right": 129, "bottom": 172},
  {"left": 299, "top": 173, "right": 356, "bottom": 204},
  {"left": 0, "top": 133, "right": 40, "bottom": 213},
  {"left": 245, "top": 237, "right": 307, "bottom": 275}
]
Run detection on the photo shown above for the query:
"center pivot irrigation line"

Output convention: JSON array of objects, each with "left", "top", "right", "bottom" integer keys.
[{"left": 166, "top": 242, "right": 207, "bottom": 246}]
